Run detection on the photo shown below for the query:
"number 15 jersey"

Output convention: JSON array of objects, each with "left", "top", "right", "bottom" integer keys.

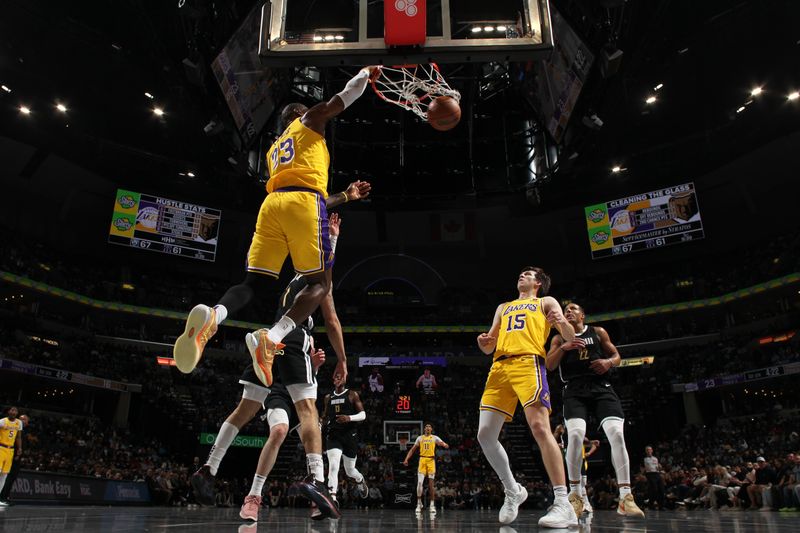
[
  {"left": 494, "top": 297, "right": 550, "bottom": 361},
  {"left": 266, "top": 118, "right": 330, "bottom": 198}
]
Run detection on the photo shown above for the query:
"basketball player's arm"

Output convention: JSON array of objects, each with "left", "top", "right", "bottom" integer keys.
[
  {"left": 435, "top": 436, "right": 449, "bottom": 449},
  {"left": 589, "top": 327, "right": 621, "bottom": 375},
  {"left": 542, "top": 296, "right": 576, "bottom": 342},
  {"left": 416, "top": 375, "right": 424, "bottom": 388},
  {"left": 403, "top": 443, "right": 419, "bottom": 466},
  {"left": 477, "top": 304, "right": 504, "bottom": 354},
  {"left": 319, "top": 289, "right": 347, "bottom": 383},
  {"left": 338, "top": 391, "right": 366, "bottom": 423},
  {"left": 302, "top": 66, "right": 380, "bottom": 134},
  {"left": 326, "top": 181, "right": 372, "bottom": 208},
  {"left": 585, "top": 439, "right": 600, "bottom": 457},
  {"left": 321, "top": 394, "right": 331, "bottom": 426},
  {"left": 545, "top": 334, "right": 586, "bottom": 371}
]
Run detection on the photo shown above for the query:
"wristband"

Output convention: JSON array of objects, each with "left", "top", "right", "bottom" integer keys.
[{"left": 342, "top": 191, "right": 349, "bottom": 203}]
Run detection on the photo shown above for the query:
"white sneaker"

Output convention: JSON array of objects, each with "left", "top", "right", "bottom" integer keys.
[
  {"left": 416, "top": 502, "right": 423, "bottom": 513},
  {"left": 499, "top": 483, "right": 528, "bottom": 524},
  {"left": 583, "top": 495, "right": 593, "bottom": 513},
  {"left": 429, "top": 504, "right": 437, "bottom": 515},
  {"left": 538, "top": 500, "right": 579, "bottom": 528}
]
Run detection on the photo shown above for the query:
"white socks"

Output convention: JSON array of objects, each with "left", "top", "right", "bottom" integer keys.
[
  {"left": 268, "top": 316, "right": 296, "bottom": 344},
  {"left": 327, "top": 448, "right": 342, "bottom": 493},
  {"left": 213, "top": 304, "right": 228, "bottom": 325},
  {"left": 477, "top": 410, "right": 518, "bottom": 492},
  {"left": 581, "top": 475, "right": 588, "bottom": 498},
  {"left": 206, "top": 421, "right": 239, "bottom": 475},
  {"left": 307, "top": 453, "right": 325, "bottom": 483},
  {"left": 620, "top": 485, "right": 632, "bottom": 497},
  {"left": 553, "top": 485, "right": 569, "bottom": 504},
  {"left": 601, "top": 418, "right": 631, "bottom": 492},
  {"left": 249, "top": 474, "right": 267, "bottom": 497},
  {"left": 0, "top": 474, "right": 7, "bottom": 494},
  {"left": 343, "top": 456, "right": 364, "bottom": 483}
]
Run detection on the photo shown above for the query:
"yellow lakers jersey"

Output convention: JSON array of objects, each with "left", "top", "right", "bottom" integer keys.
[
  {"left": 266, "top": 118, "right": 330, "bottom": 197},
  {"left": 418, "top": 435, "right": 438, "bottom": 458},
  {"left": 0, "top": 418, "right": 22, "bottom": 447},
  {"left": 494, "top": 297, "right": 550, "bottom": 360}
]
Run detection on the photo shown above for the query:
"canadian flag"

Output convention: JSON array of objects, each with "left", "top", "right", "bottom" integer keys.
[{"left": 430, "top": 213, "right": 476, "bottom": 242}]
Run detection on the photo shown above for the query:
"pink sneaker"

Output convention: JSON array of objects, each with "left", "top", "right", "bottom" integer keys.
[{"left": 239, "top": 495, "right": 262, "bottom": 521}]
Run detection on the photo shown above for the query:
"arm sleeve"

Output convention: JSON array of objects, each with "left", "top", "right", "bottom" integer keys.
[
  {"left": 434, "top": 436, "right": 443, "bottom": 444},
  {"left": 349, "top": 410, "right": 366, "bottom": 422},
  {"left": 0, "top": 419, "right": 6, "bottom": 429},
  {"left": 336, "top": 69, "right": 370, "bottom": 109},
  {"left": 414, "top": 436, "right": 422, "bottom": 446}
]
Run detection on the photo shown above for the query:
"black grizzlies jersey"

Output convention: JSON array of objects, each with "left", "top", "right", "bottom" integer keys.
[
  {"left": 327, "top": 389, "right": 357, "bottom": 433},
  {"left": 558, "top": 325, "right": 608, "bottom": 382}
]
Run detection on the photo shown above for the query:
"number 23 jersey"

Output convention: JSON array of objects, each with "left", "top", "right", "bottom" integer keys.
[
  {"left": 266, "top": 118, "right": 330, "bottom": 197},
  {"left": 494, "top": 297, "right": 550, "bottom": 361}
]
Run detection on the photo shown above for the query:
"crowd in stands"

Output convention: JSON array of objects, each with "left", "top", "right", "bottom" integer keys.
[
  {"left": 1, "top": 227, "right": 798, "bottom": 331},
  {"left": 584, "top": 410, "right": 800, "bottom": 512},
  {"left": 1, "top": 225, "right": 799, "bottom": 510}
]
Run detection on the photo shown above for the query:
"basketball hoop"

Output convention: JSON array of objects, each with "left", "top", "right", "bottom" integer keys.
[
  {"left": 398, "top": 436, "right": 409, "bottom": 451},
  {"left": 371, "top": 64, "right": 461, "bottom": 121}
]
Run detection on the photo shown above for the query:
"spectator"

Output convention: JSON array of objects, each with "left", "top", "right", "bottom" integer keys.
[{"left": 643, "top": 446, "right": 666, "bottom": 509}]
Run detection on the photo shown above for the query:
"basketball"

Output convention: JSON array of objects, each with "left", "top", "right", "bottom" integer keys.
[{"left": 427, "top": 96, "right": 461, "bottom": 131}]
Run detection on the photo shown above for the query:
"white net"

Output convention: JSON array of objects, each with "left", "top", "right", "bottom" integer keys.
[{"left": 371, "top": 63, "right": 461, "bottom": 121}]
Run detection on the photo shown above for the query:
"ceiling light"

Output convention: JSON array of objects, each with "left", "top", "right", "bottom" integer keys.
[
  {"left": 678, "top": 47, "right": 689, "bottom": 54},
  {"left": 313, "top": 35, "right": 323, "bottom": 42},
  {"left": 56, "top": 103, "right": 67, "bottom": 113},
  {"left": 484, "top": 26, "right": 494, "bottom": 32},
  {"left": 496, "top": 25, "right": 507, "bottom": 32},
  {"left": 788, "top": 91, "right": 799, "bottom": 101},
  {"left": 19, "top": 105, "right": 31, "bottom": 115},
  {"left": 334, "top": 35, "right": 344, "bottom": 41},
  {"left": 645, "top": 95, "right": 657, "bottom": 104},
  {"left": 471, "top": 27, "right": 482, "bottom": 33},
  {"left": 654, "top": 83, "right": 664, "bottom": 91},
  {"left": 1, "top": 85, "right": 10, "bottom": 93},
  {"left": 153, "top": 107, "right": 165, "bottom": 116},
  {"left": 187, "top": 171, "right": 195, "bottom": 177},
  {"left": 736, "top": 106, "right": 745, "bottom": 113},
  {"left": 611, "top": 166, "right": 622, "bottom": 173},
  {"left": 145, "top": 92, "right": 154, "bottom": 99},
  {"left": 750, "top": 86, "right": 763, "bottom": 97},
  {"left": 324, "top": 35, "right": 335, "bottom": 42}
]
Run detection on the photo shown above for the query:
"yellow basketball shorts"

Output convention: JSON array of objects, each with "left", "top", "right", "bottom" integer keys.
[
  {"left": 418, "top": 457, "right": 436, "bottom": 477},
  {"left": 247, "top": 188, "right": 334, "bottom": 278},
  {"left": 479, "top": 354, "right": 551, "bottom": 421},
  {"left": 0, "top": 447, "right": 14, "bottom": 474}
]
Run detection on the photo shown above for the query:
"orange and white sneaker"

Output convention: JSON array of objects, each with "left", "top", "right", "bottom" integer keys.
[
  {"left": 617, "top": 494, "right": 645, "bottom": 517},
  {"left": 239, "top": 495, "right": 262, "bottom": 521},
  {"left": 174, "top": 304, "right": 217, "bottom": 373},
  {"left": 245, "top": 329, "right": 285, "bottom": 387}
]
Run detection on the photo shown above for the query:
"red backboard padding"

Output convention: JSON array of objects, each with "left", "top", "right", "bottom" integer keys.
[{"left": 384, "top": 0, "right": 426, "bottom": 46}]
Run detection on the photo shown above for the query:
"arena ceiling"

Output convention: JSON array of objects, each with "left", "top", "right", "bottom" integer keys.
[{"left": 0, "top": 0, "right": 798, "bottom": 211}]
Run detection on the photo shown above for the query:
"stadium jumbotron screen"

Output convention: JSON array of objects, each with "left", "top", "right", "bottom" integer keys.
[
  {"left": 585, "top": 182, "right": 704, "bottom": 259},
  {"left": 108, "top": 189, "right": 221, "bottom": 262}
]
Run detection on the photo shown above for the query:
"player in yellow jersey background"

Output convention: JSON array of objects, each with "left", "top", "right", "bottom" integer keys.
[
  {"left": 403, "top": 423, "right": 449, "bottom": 514},
  {"left": 476, "top": 266, "right": 579, "bottom": 528},
  {"left": 0, "top": 406, "right": 23, "bottom": 506}
]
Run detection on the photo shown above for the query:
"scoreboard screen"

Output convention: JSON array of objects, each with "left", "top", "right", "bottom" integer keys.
[
  {"left": 108, "top": 189, "right": 221, "bottom": 262},
  {"left": 585, "top": 182, "right": 704, "bottom": 260}
]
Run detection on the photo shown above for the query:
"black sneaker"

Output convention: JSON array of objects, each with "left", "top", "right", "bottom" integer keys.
[
  {"left": 294, "top": 476, "right": 341, "bottom": 520},
  {"left": 190, "top": 465, "right": 216, "bottom": 506}
]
